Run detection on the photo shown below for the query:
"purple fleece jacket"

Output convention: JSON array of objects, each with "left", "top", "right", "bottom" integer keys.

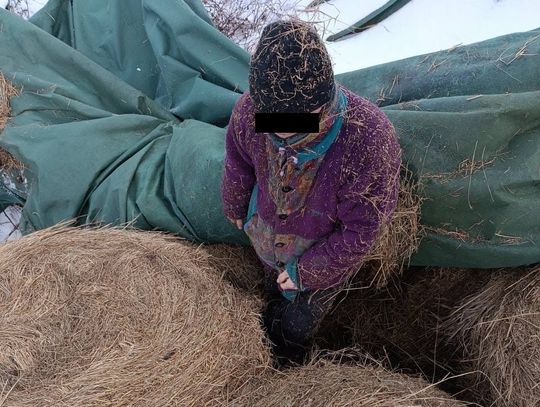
[{"left": 221, "top": 84, "right": 402, "bottom": 291}]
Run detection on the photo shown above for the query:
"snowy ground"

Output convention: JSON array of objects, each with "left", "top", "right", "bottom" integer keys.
[
  {"left": 1, "top": 0, "right": 539, "bottom": 243},
  {"left": 0, "top": 205, "right": 22, "bottom": 242},
  {"left": 1, "top": 0, "right": 46, "bottom": 17},
  {"left": 295, "top": 0, "right": 540, "bottom": 73},
  {"left": 3, "top": 0, "right": 539, "bottom": 73}
]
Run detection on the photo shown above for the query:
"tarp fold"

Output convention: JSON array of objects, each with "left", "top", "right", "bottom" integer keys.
[{"left": 1, "top": 0, "right": 539, "bottom": 267}]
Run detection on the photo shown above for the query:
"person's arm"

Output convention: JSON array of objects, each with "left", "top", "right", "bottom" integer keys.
[
  {"left": 220, "top": 97, "right": 256, "bottom": 222},
  {"left": 286, "top": 112, "right": 401, "bottom": 292}
]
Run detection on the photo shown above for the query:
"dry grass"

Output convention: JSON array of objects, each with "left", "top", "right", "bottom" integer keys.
[
  {"left": 0, "top": 73, "right": 23, "bottom": 171},
  {"left": 202, "top": 243, "right": 264, "bottom": 295},
  {"left": 0, "top": 226, "right": 466, "bottom": 406},
  {"left": 231, "top": 358, "right": 466, "bottom": 406},
  {"left": 3, "top": 226, "right": 534, "bottom": 406},
  {"left": 0, "top": 226, "right": 272, "bottom": 406},
  {"left": 4, "top": 0, "right": 31, "bottom": 19},
  {"left": 0, "top": 73, "right": 17, "bottom": 132},
  {"left": 315, "top": 268, "right": 491, "bottom": 372},
  {"left": 420, "top": 146, "right": 506, "bottom": 189},
  {"left": 496, "top": 33, "right": 540, "bottom": 66},
  {"left": 360, "top": 166, "right": 423, "bottom": 288},
  {"left": 0, "top": 147, "right": 21, "bottom": 173},
  {"left": 201, "top": 0, "right": 339, "bottom": 53},
  {"left": 421, "top": 157, "right": 497, "bottom": 183},
  {"left": 423, "top": 225, "right": 526, "bottom": 246},
  {"left": 316, "top": 265, "right": 540, "bottom": 406},
  {"left": 444, "top": 267, "right": 540, "bottom": 407}
]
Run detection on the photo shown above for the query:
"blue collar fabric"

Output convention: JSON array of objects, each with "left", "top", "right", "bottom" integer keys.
[
  {"left": 268, "top": 88, "right": 346, "bottom": 155},
  {"left": 295, "top": 89, "right": 347, "bottom": 166}
]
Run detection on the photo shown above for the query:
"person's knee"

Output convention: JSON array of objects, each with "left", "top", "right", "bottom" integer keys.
[
  {"left": 263, "top": 289, "right": 337, "bottom": 346},
  {"left": 281, "top": 322, "right": 314, "bottom": 346},
  {"left": 280, "top": 304, "right": 321, "bottom": 346}
]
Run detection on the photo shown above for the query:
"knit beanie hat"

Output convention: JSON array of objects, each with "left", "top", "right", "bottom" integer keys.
[{"left": 249, "top": 20, "right": 336, "bottom": 113}]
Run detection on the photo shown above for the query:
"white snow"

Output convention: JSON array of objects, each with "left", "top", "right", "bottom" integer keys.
[
  {"left": 6, "top": 0, "right": 540, "bottom": 73},
  {"left": 295, "top": 0, "right": 540, "bottom": 73},
  {"left": 0, "top": 206, "right": 22, "bottom": 242},
  {"left": 0, "top": 172, "right": 26, "bottom": 243},
  {"left": 1, "top": 0, "right": 46, "bottom": 17},
  {"left": 27, "top": 0, "right": 46, "bottom": 14}
]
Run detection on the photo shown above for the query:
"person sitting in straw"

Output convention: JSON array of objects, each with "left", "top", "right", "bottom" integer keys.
[{"left": 221, "top": 19, "right": 401, "bottom": 365}]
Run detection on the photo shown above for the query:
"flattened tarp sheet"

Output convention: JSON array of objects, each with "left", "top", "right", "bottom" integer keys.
[{"left": 0, "top": 0, "right": 539, "bottom": 268}]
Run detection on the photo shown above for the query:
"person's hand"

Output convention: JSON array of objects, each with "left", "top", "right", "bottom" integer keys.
[
  {"left": 277, "top": 270, "right": 297, "bottom": 291},
  {"left": 227, "top": 217, "right": 243, "bottom": 230}
]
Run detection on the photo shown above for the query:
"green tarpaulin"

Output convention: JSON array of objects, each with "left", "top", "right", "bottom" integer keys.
[{"left": 0, "top": 0, "right": 539, "bottom": 268}]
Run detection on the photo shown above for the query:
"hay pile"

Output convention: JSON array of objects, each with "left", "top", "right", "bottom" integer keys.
[
  {"left": 0, "top": 226, "right": 469, "bottom": 406},
  {"left": 316, "top": 265, "right": 540, "bottom": 406},
  {"left": 0, "top": 73, "right": 17, "bottom": 132},
  {"left": 0, "top": 73, "right": 22, "bottom": 171},
  {"left": 0, "top": 226, "right": 271, "bottom": 406},
  {"left": 315, "top": 268, "right": 489, "bottom": 375},
  {"left": 314, "top": 267, "right": 472, "bottom": 382},
  {"left": 231, "top": 359, "right": 466, "bottom": 406},
  {"left": 444, "top": 267, "right": 540, "bottom": 407},
  {"left": 359, "top": 166, "right": 423, "bottom": 288},
  {"left": 203, "top": 243, "right": 264, "bottom": 294}
]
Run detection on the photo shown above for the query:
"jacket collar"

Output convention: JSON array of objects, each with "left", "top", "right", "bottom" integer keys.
[{"left": 267, "top": 85, "right": 342, "bottom": 152}]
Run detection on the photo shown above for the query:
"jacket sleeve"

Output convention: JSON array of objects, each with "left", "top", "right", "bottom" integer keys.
[
  {"left": 292, "top": 112, "right": 402, "bottom": 291},
  {"left": 220, "top": 96, "right": 256, "bottom": 220}
]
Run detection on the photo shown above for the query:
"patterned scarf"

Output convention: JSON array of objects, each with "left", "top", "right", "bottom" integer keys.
[{"left": 265, "top": 86, "right": 344, "bottom": 215}]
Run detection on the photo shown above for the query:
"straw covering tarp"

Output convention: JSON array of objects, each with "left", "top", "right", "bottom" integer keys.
[
  {"left": 0, "top": 73, "right": 25, "bottom": 210},
  {"left": 0, "top": 0, "right": 539, "bottom": 268}
]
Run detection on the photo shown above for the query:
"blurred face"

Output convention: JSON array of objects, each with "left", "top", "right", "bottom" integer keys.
[{"left": 274, "top": 106, "right": 324, "bottom": 138}]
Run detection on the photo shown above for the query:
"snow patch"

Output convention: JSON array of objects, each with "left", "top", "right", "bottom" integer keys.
[
  {"left": 0, "top": 206, "right": 22, "bottom": 242},
  {"left": 298, "top": 0, "right": 540, "bottom": 73}
]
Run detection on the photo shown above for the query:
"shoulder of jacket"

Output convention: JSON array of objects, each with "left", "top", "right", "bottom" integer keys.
[
  {"left": 229, "top": 92, "right": 259, "bottom": 157},
  {"left": 234, "top": 91, "right": 255, "bottom": 116},
  {"left": 230, "top": 92, "right": 250, "bottom": 132},
  {"left": 342, "top": 88, "right": 389, "bottom": 129},
  {"left": 339, "top": 87, "right": 400, "bottom": 168}
]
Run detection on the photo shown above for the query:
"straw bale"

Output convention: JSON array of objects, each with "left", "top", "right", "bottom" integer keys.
[
  {"left": 0, "top": 72, "right": 23, "bottom": 171},
  {"left": 202, "top": 244, "right": 264, "bottom": 295},
  {"left": 230, "top": 359, "right": 466, "bottom": 406},
  {"left": 0, "top": 226, "right": 271, "bottom": 406},
  {"left": 443, "top": 266, "right": 540, "bottom": 407},
  {"left": 0, "top": 73, "right": 17, "bottom": 132},
  {"left": 316, "top": 268, "right": 490, "bottom": 370},
  {"left": 317, "top": 265, "right": 540, "bottom": 406}
]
